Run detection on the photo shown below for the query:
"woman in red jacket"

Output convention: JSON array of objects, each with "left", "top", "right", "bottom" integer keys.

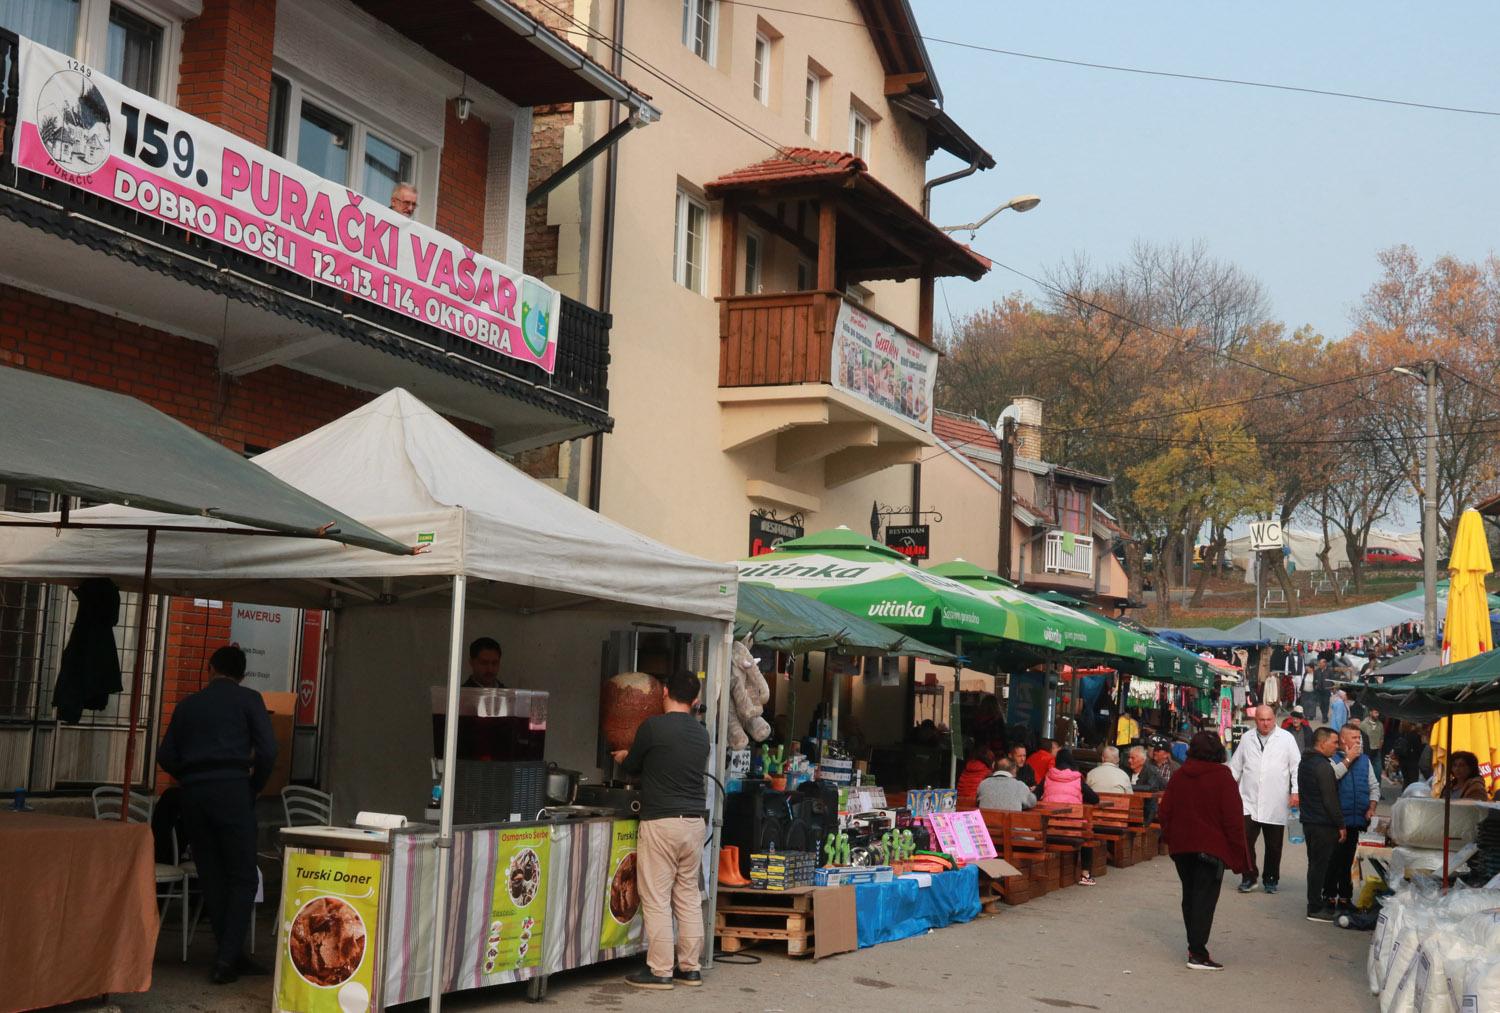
[{"left": 1159, "top": 731, "right": 1250, "bottom": 971}]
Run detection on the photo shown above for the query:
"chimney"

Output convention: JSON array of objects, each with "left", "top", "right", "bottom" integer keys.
[{"left": 1001, "top": 396, "right": 1043, "bottom": 460}]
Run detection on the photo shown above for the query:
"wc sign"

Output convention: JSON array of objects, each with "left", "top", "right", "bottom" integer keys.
[{"left": 1249, "top": 520, "right": 1284, "bottom": 552}]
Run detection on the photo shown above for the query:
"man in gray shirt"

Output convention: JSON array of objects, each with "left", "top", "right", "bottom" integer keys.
[{"left": 977, "top": 757, "right": 1037, "bottom": 811}]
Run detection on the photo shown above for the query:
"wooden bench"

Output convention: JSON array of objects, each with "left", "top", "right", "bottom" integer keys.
[
  {"left": 1091, "top": 794, "right": 1145, "bottom": 867},
  {"left": 980, "top": 808, "right": 1051, "bottom": 903},
  {"left": 1036, "top": 802, "right": 1107, "bottom": 879}
]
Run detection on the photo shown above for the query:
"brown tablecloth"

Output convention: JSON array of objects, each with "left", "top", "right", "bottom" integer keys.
[{"left": 0, "top": 811, "right": 159, "bottom": 1011}]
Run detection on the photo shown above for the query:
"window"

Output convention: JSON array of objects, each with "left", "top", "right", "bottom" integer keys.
[
  {"left": 268, "top": 76, "right": 421, "bottom": 214},
  {"left": 673, "top": 189, "right": 708, "bottom": 293},
  {"left": 744, "top": 231, "right": 762, "bottom": 294},
  {"left": 796, "top": 258, "right": 813, "bottom": 291},
  {"left": 681, "top": 0, "right": 717, "bottom": 64},
  {"left": 297, "top": 102, "right": 352, "bottom": 186},
  {"left": 0, "top": 0, "right": 80, "bottom": 53},
  {"left": 752, "top": 33, "right": 770, "bottom": 105},
  {"left": 803, "top": 72, "right": 820, "bottom": 137},
  {"left": 849, "top": 108, "right": 870, "bottom": 161},
  {"left": 105, "top": 4, "right": 161, "bottom": 95},
  {"left": 362, "top": 132, "right": 413, "bottom": 211},
  {"left": 1057, "top": 486, "right": 1089, "bottom": 534}
]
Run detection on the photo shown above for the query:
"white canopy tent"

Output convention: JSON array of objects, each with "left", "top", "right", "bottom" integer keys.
[
  {"left": 1227, "top": 527, "right": 1422, "bottom": 573},
  {"left": 0, "top": 389, "right": 738, "bottom": 1010}
]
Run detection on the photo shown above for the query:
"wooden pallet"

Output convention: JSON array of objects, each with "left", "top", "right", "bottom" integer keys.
[{"left": 716, "top": 889, "right": 816, "bottom": 957}]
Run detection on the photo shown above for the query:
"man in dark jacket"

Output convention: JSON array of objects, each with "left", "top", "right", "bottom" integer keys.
[
  {"left": 156, "top": 645, "right": 277, "bottom": 984},
  {"left": 1297, "top": 727, "right": 1346, "bottom": 922},
  {"left": 1325, "top": 723, "right": 1378, "bottom": 909}
]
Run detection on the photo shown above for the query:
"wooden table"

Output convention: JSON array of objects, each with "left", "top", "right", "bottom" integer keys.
[{"left": 0, "top": 811, "right": 159, "bottom": 1012}]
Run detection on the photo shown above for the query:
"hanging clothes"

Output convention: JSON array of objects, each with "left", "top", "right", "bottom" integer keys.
[{"left": 52, "top": 578, "right": 123, "bottom": 724}]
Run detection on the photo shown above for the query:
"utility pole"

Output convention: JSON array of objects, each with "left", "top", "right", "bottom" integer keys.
[
  {"left": 1423, "top": 359, "right": 1439, "bottom": 650},
  {"left": 998, "top": 417, "right": 1015, "bottom": 579}
]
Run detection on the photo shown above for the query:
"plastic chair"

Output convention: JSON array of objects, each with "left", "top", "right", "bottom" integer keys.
[
  {"left": 93, "top": 787, "right": 189, "bottom": 962},
  {"left": 282, "top": 786, "right": 334, "bottom": 827}
]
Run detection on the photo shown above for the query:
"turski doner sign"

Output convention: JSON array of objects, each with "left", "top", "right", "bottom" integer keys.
[{"left": 11, "top": 38, "right": 561, "bottom": 373}]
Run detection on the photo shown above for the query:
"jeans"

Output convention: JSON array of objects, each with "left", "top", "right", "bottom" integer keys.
[
  {"left": 1171, "top": 853, "right": 1225, "bottom": 958},
  {"left": 182, "top": 779, "right": 259, "bottom": 968},
  {"left": 1313, "top": 689, "right": 1332, "bottom": 723},
  {"left": 637, "top": 816, "right": 705, "bottom": 977},
  {"left": 1323, "top": 828, "right": 1362, "bottom": 903},
  {"left": 1242, "top": 817, "right": 1284, "bottom": 883},
  {"left": 1304, "top": 823, "right": 1341, "bottom": 913}
]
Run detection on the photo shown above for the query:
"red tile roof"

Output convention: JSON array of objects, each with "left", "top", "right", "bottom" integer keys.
[
  {"left": 933, "top": 411, "right": 1001, "bottom": 455},
  {"left": 704, "top": 149, "right": 991, "bottom": 282}
]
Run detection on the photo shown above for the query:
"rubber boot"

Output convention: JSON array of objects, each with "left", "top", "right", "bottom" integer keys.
[{"left": 717, "top": 845, "right": 749, "bottom": 887}]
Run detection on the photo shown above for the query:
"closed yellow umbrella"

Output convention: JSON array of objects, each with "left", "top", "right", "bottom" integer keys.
[{"left": 1432, "top": 509, "right": 1500, "bottom": 796}]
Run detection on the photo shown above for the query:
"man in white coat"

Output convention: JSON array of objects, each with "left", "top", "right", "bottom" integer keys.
[{"left": 1228, "top": 705, "right": 1300, "bottom": 894}]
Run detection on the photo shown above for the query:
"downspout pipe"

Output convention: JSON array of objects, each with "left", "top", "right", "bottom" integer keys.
[
  {"left": 922, "top": 155, "right": 983, "bottom": 218},
  {"left": 527, "top": 106, "right": 653, "bottom": 208},
  {"left": 588, "top": 0, "right": 628, "bottom": 513}
]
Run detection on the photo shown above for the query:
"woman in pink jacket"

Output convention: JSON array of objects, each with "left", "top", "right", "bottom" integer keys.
[{"left": 1040, "top": 750, "right": 1101, "bottom": 884}]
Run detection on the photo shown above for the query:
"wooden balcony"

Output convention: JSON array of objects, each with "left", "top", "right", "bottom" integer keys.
[{"left": 718, "top": 290, "right": 839, "bottom": 388}]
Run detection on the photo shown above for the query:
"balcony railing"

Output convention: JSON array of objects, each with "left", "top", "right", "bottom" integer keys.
[
  {"left": 0, "top": 29, "right": 609, "bottom": 415},
  {"left": 1044, "top": 531, "right": 1095, "bottom": 577}
]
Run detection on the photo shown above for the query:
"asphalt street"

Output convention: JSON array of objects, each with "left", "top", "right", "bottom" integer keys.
[{"left": 96, "top": 834, "right": 1373, "bottom": 1013}]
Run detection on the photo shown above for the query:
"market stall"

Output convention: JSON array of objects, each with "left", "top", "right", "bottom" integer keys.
[{"left": 0, "top": 389, "right": 738, "bottom": 1011}]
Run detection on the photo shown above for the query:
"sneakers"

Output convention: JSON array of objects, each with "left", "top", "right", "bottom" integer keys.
[
  {"left": 673, "top": 969, "right": 703, "bottom": 987},
  {"left": 1237, "top": 876, "right": 1257, "bottom": 893},
  {"left": 625, "top": 969, "right": 675, "bottom": 990},
  {"left": 1306, "top": 907, "right": 1337, "bottom": 922},
  {"left": 1187, "top": 952, "right": 1224, "bottom": 970},
  {"left": 1080, "top": 872, "right": 1096, "bottom": 886},
  {"left": 1263, "top": 880, "right": 1278, "bottom": 894}
]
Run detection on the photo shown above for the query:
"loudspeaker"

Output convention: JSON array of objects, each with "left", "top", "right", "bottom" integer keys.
[
  {"left": 786, "top": 780, "right": 840, "bottom": 856},
  {"left": 722, "top": 781, "right": 790, "bottom": 876}
]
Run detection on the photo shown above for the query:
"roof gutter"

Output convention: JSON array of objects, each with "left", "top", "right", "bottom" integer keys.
[
  {"left": 473, "top": 0, "right": 662, "bottom": 121},
  {"left": 923, "top": 157, "right": 981, "bottom": 218}
]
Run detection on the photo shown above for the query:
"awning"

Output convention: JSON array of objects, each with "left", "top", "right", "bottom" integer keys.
[
  {"left": 1358, "top": 649, "right": 1500, "bottom": 721},
  {"left": 0, "top": 365, "right": 409, "bottom": 555},
  {"left": 735, "top": 582, "right": 955, "bottom": 662},
  {"left": 1153, "top": 627, "right": 1270, "bottom": 649}
]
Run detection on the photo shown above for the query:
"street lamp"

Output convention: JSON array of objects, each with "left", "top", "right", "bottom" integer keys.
[
  {"left": 939, "top": 194, "right": 1042, "bottom": 238},
  {"left": 1393, "top": 362, "right": 1439, "bottom": 651}
]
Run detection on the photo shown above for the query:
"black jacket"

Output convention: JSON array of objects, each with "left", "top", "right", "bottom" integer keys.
[
  {"left": 1297, "top": 748, "right": 1343, "bottom": 828},
  {"left": 52, "top": 578, "right": 123, "bottom": 723},
  {"left": 157, "top": 677, "right": 278, "bottom": 792}
]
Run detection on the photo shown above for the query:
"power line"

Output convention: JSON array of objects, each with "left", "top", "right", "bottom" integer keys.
[{"left": 721, "top": 1, "right": 1500, "bottom": 118}]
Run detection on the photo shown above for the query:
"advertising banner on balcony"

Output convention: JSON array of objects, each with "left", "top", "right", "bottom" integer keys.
[
  {"left": 830, "top": 302, "right": 937, "bottom": 431},
  {"left": 9, "top": 38, "right": 561, "bottom": 374}
]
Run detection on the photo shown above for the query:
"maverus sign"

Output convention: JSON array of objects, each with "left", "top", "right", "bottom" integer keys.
[{"left": 10, "top": 38, "right": 560, "bottom": 373}]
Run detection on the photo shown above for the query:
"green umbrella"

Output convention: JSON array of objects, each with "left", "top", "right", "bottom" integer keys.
[
  {"left": 1359, "top": 649, "right": 1500, "bottom": 722},
  {"left": 734, "top": 582, "right": 957, "bottom": 662},
  {"left": 737, "top": 529, "right": 1037, "bottom": 653},
  {"left": 1142, "top": 639, "right": 1214, "bottom": 691}
]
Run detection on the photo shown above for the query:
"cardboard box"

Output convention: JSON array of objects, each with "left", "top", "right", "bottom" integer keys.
[{"left": 259, "top": 691, "right": 295, "bottom": 797}]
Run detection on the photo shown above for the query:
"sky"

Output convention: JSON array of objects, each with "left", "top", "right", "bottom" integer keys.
[{"left": 914, "top": 1, "right": 1500, "bottom": 344}]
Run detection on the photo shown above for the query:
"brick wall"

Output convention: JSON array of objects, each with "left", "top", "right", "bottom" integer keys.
[
  {"left": 435, "top": 103, "right": 490, "bottom": 252},
  {"left": 0, "top": 282, "right": 493, "bottom": 779},
  {"left": 177, "top": 0, "right": 278, "bottom": 144}
]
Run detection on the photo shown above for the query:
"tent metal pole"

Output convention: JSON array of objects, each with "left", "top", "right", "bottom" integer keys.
[
  {"left": 1441, "top": 715, "right": 1453, "bottom": 891},
  {"left": 950, "top": 635, "right": 963, "bottom": 788},
  {"left": 702, "top": 625, "right": 733, "bottom": 971},
  {"left": 119, "top": 528, "right": 156, "bottom": 819},
  {"left": 428, "top": 574, "right": 467, "bottom": 1013}
]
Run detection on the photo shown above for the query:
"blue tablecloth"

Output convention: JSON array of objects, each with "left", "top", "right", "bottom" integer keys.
[{"left": 853, "top": 865, "right": 981, "bottom": 948}]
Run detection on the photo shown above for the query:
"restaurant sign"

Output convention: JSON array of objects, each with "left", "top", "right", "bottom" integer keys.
[
  {"left": 883, "top": 524, "right": 930, "bottom": 561},
  {"left": 276, "top": 850, "right": 382, "bottom": 1012},
  {"left": 10, "top": 38, "right": 561, "bottom": 373},
  {"left": 749, "top": 514, "right": 803, "bottom": 556},
  {"left": 831, "top": 302, "right": 936, "bottom": 432}
]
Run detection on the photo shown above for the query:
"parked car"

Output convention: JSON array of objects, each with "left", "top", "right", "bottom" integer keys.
[{"left": 1365, "top": 546, "right": 1421, "bottom": 566}]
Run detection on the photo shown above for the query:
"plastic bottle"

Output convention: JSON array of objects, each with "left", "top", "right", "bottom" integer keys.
[{"left": 1288, "top": 806, "right": 1304, "bottom": 845}]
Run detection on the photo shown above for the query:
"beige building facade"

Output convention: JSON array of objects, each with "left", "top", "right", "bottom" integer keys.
[{"left": 524, "top": 0, "right": 994, "bottom": 562}]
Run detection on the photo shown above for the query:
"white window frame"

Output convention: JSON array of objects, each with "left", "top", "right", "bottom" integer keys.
[
  {"left": 803, "top": 71, "right": 820, "bottom": 138},
  {"left": 27, "top": 0, "right": 186, "bottom": 101},
  {"left": 743, "top": 229, "right": 764, "bottom": 294},
  {"left": 752, "top": 33, "right": 771, "bottom": 105},
  {"left": 270, "top": 72, "right": 430, "bottom": 226},
  {"left": 673, "top": 189, "right": 709, "bottom": 294},
  {"left": 849, "top": 108, "right": 871, "bottom": 161},
  {"left": 681, "top": 0, "right": 718, "bottom": 65}
]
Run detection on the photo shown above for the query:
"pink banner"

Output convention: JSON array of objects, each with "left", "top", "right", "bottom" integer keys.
[{"left": 11, "top": 39, "right": 560, "bottom": 373}]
